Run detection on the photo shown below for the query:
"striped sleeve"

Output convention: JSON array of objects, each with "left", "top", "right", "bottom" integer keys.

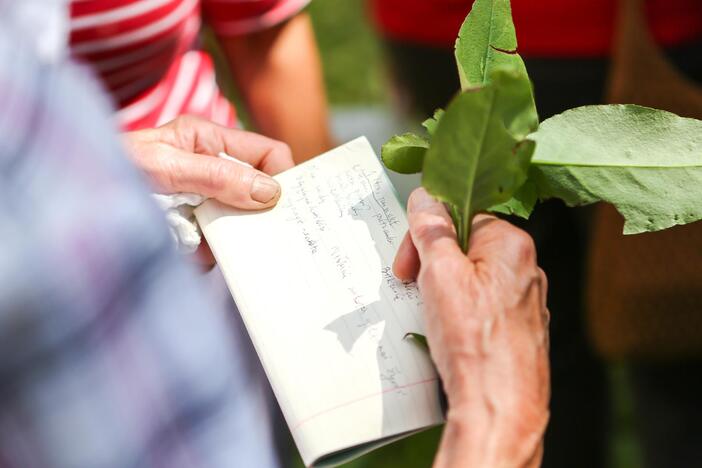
[{"left": 201, "top": 0, "right": 310, "bottom": 36}]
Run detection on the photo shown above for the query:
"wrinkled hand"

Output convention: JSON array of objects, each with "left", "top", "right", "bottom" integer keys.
[
  {"left": 124, "top": 115, "right": 294, "bottom": 266},
  {"left": 394, "top": 189, "right": 550, "bottom": 468}
]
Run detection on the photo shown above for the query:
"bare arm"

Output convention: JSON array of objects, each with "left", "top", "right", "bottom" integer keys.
[{"left": 217, "top": 13, "right": 334, "bottom": 163}]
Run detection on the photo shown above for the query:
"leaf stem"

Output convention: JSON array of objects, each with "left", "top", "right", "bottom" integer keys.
[
  {"left": 449, "top": 204, "right": 471, "bottom": 253},
  {"left": 461, "top": 214, "right": 471, "bottom": 253}
]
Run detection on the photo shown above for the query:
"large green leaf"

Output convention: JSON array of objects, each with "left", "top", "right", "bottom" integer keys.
[
  {"left": 454, "top": 0, "right": 538, "bottom": 138},
  {"left": 422, "top": 70, "right": 534, "bottom": 251},
  {"left": 381, "top": 132, "right": 428, "bottom": 174},
  {"left": 455, "top": 0, "right": 527, "bottom": 89},
  {"left": 489, "top": 179, "right": 537, "bottom": 218},
  {"left": 489, "top": 68, "right": 538, "bottom": 139},
  {"left": 527, "top": 105, "right": 702, "bottom": 234}
]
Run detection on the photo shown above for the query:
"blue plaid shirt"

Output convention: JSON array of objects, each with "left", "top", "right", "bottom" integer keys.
[{"left": 0, "top": 16, "right": 279, "bottom": 468}]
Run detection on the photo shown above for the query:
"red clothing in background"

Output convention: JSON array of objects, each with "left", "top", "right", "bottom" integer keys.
[
  {"left": 70, "top": 0, "right": 309, "bottom": 130},
  {"left": 371, "top": 0, "right": 702, "bottom": 57}
]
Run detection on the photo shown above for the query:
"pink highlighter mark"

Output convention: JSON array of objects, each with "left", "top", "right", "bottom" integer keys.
[{"left": 292, "top": 377, "right": 439, "bottom": 430}]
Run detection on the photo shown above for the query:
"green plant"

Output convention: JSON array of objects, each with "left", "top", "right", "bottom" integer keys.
[{"left": 381, "top": 0, "right": 702, "bottom": 252}]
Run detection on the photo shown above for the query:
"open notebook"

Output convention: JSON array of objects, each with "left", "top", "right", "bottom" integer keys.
[{"left": 194, "top": 137, "right": 445, "bottom": 467}]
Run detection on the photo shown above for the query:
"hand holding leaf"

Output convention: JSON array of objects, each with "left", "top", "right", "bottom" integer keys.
[{"left": 422, "top": 69, "right": 534, "bottom": 250}]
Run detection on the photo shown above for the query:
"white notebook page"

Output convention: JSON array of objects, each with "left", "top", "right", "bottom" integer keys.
[{"left": 195, "top": 137, "right": 444, "bottom": 467}]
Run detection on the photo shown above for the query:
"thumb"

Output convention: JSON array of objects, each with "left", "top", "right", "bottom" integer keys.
[
  {"left": 406, "top": 188, "right": 461, "bottom": 263},
  {"left": 149, "top": 146, "right": 282, "bottom": 209}
]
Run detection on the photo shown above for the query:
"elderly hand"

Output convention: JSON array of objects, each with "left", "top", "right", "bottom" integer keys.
[
  {"left": 125, "top": 115, "right": 293, "bottom": 206},
  {"left": 124, "top": 115, "right": 294, "bottom": 266},
  {"left": 394, "top": 188, "right": 550, "bottom": 468}
]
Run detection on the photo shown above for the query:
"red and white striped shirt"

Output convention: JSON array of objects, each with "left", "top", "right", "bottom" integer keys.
[{"left": 69, "top": 0, "right": 309, "bottom": 130}]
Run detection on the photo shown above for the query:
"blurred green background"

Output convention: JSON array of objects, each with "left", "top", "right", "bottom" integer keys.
[
  {"left": 309, "top": 0, "right": 386, "bottom": 106},
  {"left": 283, "top": 0, "right": 645, "bottom": 466}
]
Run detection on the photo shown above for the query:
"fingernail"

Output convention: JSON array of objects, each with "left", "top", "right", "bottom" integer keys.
[{"left": 251, "top": 175, "right": 280, "bottom": 203}]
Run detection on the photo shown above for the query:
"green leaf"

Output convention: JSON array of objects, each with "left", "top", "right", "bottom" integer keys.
[
  {"left": 422, "top": 69, "right": 534, "bottom": 251},
  {"left": 488, "top": 178, "right": 537, "bottom": 218},
  {"left": 422, "top": 109, "right": 446, "bottom": 136},
  {"left": 490, "top": 69, "right": 538, "bottom": 138},
  {"left": 381, "top": 132, "right": 429, "bottom": 174},
  {"left": 455, "top": 0, "right": 527, "bottom": 89},
  {"left": 404, "top": 332, "right": 429, "bottom": 351},
  {"left": 449, "top": 204, "right": 466, "bottom": 246},
  {"left": 529, "top": 105, "right": 702, "bottom": 234},
  {"left": 454, "top": 0, "right": 538, "bottom": 138}
]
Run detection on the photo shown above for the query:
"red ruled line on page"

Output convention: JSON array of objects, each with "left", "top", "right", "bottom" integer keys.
[{"left": 292, "top": 377, "right": 439, "bottom": 430}]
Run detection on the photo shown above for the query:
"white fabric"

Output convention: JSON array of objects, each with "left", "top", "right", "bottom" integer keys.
[
  {"left": 152, "top": 192, "right": 207, "bottom": 253},
  {"left": 153, "top": 152, "right": 253, "bottom": 253}
]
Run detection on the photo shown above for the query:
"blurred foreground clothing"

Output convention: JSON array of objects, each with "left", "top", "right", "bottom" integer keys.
[{"left": 0, "top": 15, "right": 278, "bottom": 468}]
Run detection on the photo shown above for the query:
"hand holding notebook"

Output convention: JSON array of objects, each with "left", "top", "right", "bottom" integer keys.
[{"left": 195, "top": 138, "right": 444, "bottom": 466}]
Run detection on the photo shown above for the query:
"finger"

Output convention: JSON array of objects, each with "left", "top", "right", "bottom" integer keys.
[
  {"left": 537, "top": 268, "right": 550, "bottom": 347},
  {"left": 193, "top": 242, "right": 216, "bottom": 271},
  {"left": 406, "top": 188, "right": 461, "bottom": 264},
  {"left": 393, "top": 231, "right": 420, "bottom": 281},
  {"left": 146, "top": 145, "right": 281, "bottom": 209},
  {"left": 537, "top": 267, "right": 548, "bottom": 313},
  {"left": 164, "top": 116, "right": 294, "bottom": 175}
]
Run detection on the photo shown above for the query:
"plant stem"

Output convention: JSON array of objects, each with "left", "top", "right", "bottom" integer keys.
[
  {"left": 449, "top": 205, "right": 471, "bottom": 253},
  {"left": 460, "top": 215, "right": 471, "bottom": 253}
]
